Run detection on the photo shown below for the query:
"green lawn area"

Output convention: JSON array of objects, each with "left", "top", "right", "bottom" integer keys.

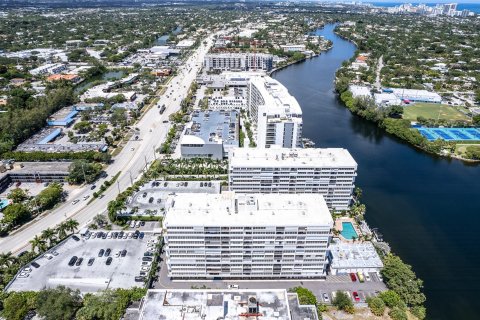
[
  {"left": 455, "top": 143, "right": 480, "bottom": 156},
  {"left": 403, "top": 103, "right": 470, "bottom": 121}
]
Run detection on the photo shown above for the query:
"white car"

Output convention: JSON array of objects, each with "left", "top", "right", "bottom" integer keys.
[
  {"left": 83, "top": 195, "right": 90, "bottom": 201},
  {"left": 142, "top": 261, "right": 152, "bottom": 266},
  {"left": 130, "top": 221, "right": 136, "bottom": 228},
  {"left": 135, "top": 221, "right": 141, "bottom": 228},
  {"left": 227, "top": 284, "right": 239, "bottom": 289},
  {"left": 44, "top": 254, "right": 53, "bottom": 260},
  {"left": 72, "top": 199, "right": 80, "bottom": 205},
  {"left": 23, "top": 267, "right": 32, "bottom": 273},
  {"left": 107, "top": 232, "right": 112, "bottom": 239},
  {"left": 140, "top": 266, "right": 150, "bottom": 272},
  {"left": 114, "top": 252, "right": 121, "bottom": 258},
  {"left": 18, "top": 272, "right": 30, "bottom": 278},
  {"left": 365, "top": 273, "right": 371, "bottom": 281}
]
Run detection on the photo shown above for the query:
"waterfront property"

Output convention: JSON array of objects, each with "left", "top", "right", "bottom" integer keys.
[
  {"left": 204, "top": 53, "right": 273, "bottom": 72},
  {"left": 180, "top": 110, "right": 239, "bottom": 160},
  {"left": 138, "top": 289, "right": 319, "bottom": 320},
  {"left": 341, "top": 222, "right": 358, "bottom": 240},
  {"left": 247, "top": 76, "right": 303, "bottom": 148},
  {"left": 416, "top": 127, "right": 480, "bottom": 141},
  {"left": 327, "top": 239, "right": 384, "bottom": 276},
  {"left": 228, "top": 147, "right": 357, "bottom": 211},
  {"left": 163, "top": 192, "right": 333, "bottom": 279}
]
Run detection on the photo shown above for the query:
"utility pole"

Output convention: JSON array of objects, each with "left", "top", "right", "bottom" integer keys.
[
  {"left": 117, "top": 181, "right": 120, "bottom": 195},
  {"left": 129, "top": 171, "right": 133, "bottom": 186}
]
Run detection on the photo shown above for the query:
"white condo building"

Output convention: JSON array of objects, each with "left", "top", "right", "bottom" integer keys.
[
  {"left": 228, "top": 147, "right": 357, "bottom": 211},
  {"left": 164, "top": 192, "right": 333, "bottom": 279},
  {"left": 204, "top": 53, "right": 273, "bottom": 72},
  {"left": 247, "top": 76, "right": 303, "bottom": 148}
]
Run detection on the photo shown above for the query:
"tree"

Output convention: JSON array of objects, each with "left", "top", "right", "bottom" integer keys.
[
  {"left": 2, "top": 203, "right": 31, "bottom": 226},
  {"left": 36, "top": 183, "right": 63, "bottom": 210},
  {"left": 411, "top": 305, "right": 426, "bottom": 320},
  {"left": 41, "top": 228, "right": 57, "bottom": 247},
  {"left": 1, "top": 291, "right": 37, "bottom": 320},
  {"left": 332, "top": 291, "right": 354, "bottom": 314},
  {"left": 67, "top": 160, "right": 102, "bottom": 184},
  {"left": 388, "top": 307, "right": 408, "bottom": 320},
  {"left": 381, "top": 254, "right": 426, "bottom": 307},
  {"left": 36, "top": 286, "right": 82, "bottom": 320},
  {"left": 366, "top": 296, "right": 385, "bottom": 316},
  {"left": 64, "top": 219, "right": 79, "bottom": 234},
  {"left": 290, "top": 287, "right": 317, "bottom": 305},
  {"left": 30, "top": 235, "right": 47, "bottom": 253},
  {"left": 73, "top": 121, "right": 92, "bottom": 134},
  {"left": 93, "top": 214, "right": 108, "bottom": 227},
  {"left": 472, "top": 115, "right": 480, "bottom": 126},
  {"left": 378, "top": 290, "right": 405, "bottom": 309},
  {"left": 7, "top": 188, "right": 28, "bottom": 203},
  {"left": 0, "top": 252, "right": 16, "bottom": 269}
]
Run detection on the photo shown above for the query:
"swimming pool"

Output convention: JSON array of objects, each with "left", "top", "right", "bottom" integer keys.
[{"left": 341, "top": 222, "right": 358, "bottom": 240}]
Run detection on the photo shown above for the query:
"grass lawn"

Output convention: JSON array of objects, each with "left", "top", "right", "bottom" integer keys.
[
  {"left": 403, "top": 103, "right": 470, "bottom": 121},
  {"left": 455, "top": 143, "right": 480, "bottom": 156}
]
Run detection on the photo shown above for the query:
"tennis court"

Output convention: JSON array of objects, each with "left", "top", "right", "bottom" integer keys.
[{"left": 417, "top": 127, "right": 480, "bottom": 141}]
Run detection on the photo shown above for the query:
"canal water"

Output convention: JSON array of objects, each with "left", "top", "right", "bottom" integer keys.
[
  {"left": 74, "top": 70, "right": 126, "bottom": 94},
  {"left": 273, "top": 24, "right": 480, "bottom": 320}
]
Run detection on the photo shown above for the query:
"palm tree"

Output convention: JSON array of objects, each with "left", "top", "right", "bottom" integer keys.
[
  {"left": 30, "top": 235, "right": 47, "bottom": 253},
  {"left": 41, "top": 228, "right": 57, "bottom": 247},
  {"left": 56, "top": 222, "right": 69, "bottom": 239},
  {"left": 0, "top": 252, "right": 17, "bottom": 269},
  {"left": 64, "top": 219, "right": 79, "bottom": 234}
]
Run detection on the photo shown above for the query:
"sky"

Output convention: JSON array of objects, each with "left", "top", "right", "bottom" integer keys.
[{"left": 311, "top": 0, "right": 480, "bottom": 3}]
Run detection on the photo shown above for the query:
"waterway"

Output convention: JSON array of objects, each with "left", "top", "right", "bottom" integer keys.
[
  {"left": 272, "top": 24, "right": 480, "bottom": 320},
  {"left": 74, "top": 70, "right": 126, "bottom": 94}
]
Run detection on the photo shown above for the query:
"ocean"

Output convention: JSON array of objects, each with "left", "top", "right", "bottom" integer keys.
[{"left": 369, "top": 2, "right": 480, "bottom": 13}]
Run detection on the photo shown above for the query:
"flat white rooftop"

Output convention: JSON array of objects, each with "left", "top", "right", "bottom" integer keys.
[
  {"left": 164, "top": 191, "right": 333, "bottom": 227},
  {"left": 139, "top": 289, "right": 318, "bottom": 320},
  {"left": 250, "top": 76, "right": 302, "bottom": 120},
  {"left": 329, "top": 239, "right": 384, "bottom": 269},
  {"left": 228, "top": 147, "right": 357, "bottom": 168}
]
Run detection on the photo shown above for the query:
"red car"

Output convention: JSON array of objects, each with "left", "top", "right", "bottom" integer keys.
[
  {"left": 349, "top": 272, "right": 357, "bottom": 282},
  {"left": 352, "top": 291, "right": 360, "bottom": 302}
]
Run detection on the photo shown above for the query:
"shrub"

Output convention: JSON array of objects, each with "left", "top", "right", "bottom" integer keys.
[
  {"left": 332, "top": 291, "right": 354, "bottom": 314},
  {"left": 411, "top": 305, "right": 427, "bottom": 320},
  {"left": 366, "top": 296, "right": 385, "bottom": 316},
  {"left": 389, "top": 307, "right": 408, "bottom": 320}
]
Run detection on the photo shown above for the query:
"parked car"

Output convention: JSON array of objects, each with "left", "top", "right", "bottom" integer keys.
[
  {"left": 31, "top": 261, "right": 40, "bottom": 268},
  {"left": 135, "top": 221, "right": 141, "bottom": 228},
  {"left": 115, "top": 251, "right": 121, "bottom": 258},
  {"left": 51, "top": 251, "right": 59, "bottom": 256},
  {"left": 352, "top": 291, "right": 360, "bottom": 302},
  {"left": 365, "top": 273, "right": 371, "bottom": 282},
  {"left": 98, "top": 249, "right": 105, "bottom": 257},
  {"left": 349, "top": 272, "right": 357, "bottom": 282},
  {"left": 105, "top": 248, "right": 111, "bottom": 257},
  {"left": 23, "top": 267, "right": 32, "bottom": 273},
  {"left": 75, "top": 257, "right": 83, "bottom": 266},
  {"left": 87, "top": 258, "right": 95, "bottom": 266},
  {"left": 18, "top": 272, "right": 29, "bottom": 278},
  {"left": 357, "top": 272, "right": 365, "bottom": 283},
  {"left": 68, "top": 256, "right": 78, "bottom": 266},
  {"left": 135, "top": 276, "right": 145, "bottom": 282},
  {"left": 142, "top": 257, "right": 153, "bottom": 262},
  {"left": 130, "top": 221, "right": 136, "bottom": 228},
  {"left": 148, "top": 197, "right": 154, "bottom": 203},
  {"left": 44, "top": 253, "right": 53, "bottom": 260},
  {"left": 121, "top": 249, "right": 127, "bottom": 257},
  {"left": 323, "top": 293, "right": 330, "bottom": 303},
  {"left": 72, "top": 235, "right": 80, "bottom": 241},
  {"left": 106, "top": 257, "right": 113, "bottom": 265},
  {"left": 139, "top": 232, "right": 145, "bottom": 239}
]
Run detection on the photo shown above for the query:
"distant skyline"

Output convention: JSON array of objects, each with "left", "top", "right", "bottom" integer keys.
[{"left": 309, "top": 0, "right": 480, "bottom": 4}]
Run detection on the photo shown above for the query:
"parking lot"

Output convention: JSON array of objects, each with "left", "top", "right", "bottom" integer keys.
[
  {"left": 153, "top": 254, "right": 386, "bottom": 306},
  {"left": 7, "top": 231, "right": 161, "bottom": 293},
  {"left": 120, "top": 180, "right": 221, "bottom": 217}
]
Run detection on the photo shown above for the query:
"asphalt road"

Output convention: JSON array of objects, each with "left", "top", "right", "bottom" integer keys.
[{"left": 0, "top": 35, "right": 216, "bottom": 255}]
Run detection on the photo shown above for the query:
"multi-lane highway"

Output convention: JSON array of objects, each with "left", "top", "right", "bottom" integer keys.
[{"left": 0, "top": 35, "right": 215, "bottom": 254}]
